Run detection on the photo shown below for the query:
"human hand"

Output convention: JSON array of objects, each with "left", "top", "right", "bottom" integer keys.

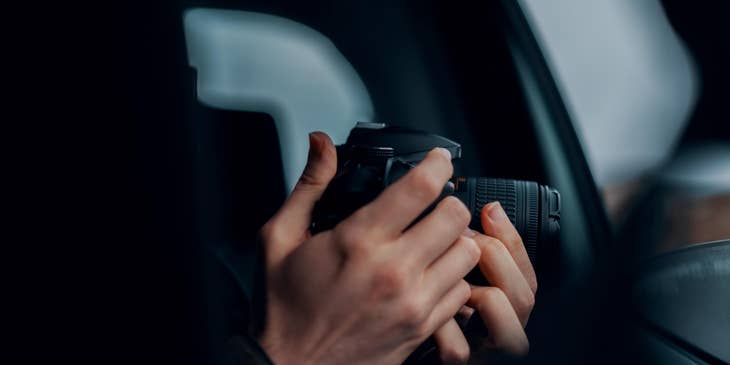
[
  {"left": 257, "top": 132, "right": 480, "bottom": 365},
  {"left": 431, "top": 202, "right": 537, "bottom": 364}
]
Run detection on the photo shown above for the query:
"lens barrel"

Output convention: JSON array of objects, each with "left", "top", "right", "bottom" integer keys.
[{"left": 451, "top": 178, "right": 561, "bottom": 269}]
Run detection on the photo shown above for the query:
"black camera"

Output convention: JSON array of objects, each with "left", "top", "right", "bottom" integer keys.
[{"left": 312, "top": 122, "right": 561, "bottom": 281}]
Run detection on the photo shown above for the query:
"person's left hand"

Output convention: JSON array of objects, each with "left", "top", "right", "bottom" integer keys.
[{"left": 432, "top": 201, "right": 537, "bottom": 364}]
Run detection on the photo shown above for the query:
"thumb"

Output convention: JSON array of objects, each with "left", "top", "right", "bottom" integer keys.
[
  {"left": 294, "top": 131, "right": 338, "bottom": 197},
  {"left": 267, "top": 132, "right": 337, "bottom": 247}
]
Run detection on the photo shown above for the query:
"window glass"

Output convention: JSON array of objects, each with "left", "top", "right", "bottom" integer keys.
[{"left": 519, "top": 0, "right": 730, "bottom": 250}]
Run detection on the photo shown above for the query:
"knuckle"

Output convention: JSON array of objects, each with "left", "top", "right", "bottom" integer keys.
[
  {"left": 409, "top": 167, "right": 443, "bottom": 199},
  {"left": 411, "top": 321, "right": 430, "bottom": 340},
  {"left": 372, "top": 264, "right": 408, "bottom": 298},
  {"left": 477, "top": 287, "right": 506, "bottom": 311},
  {"left": 440, "top": 344, "right": 470, "bottom": 365},
  {"left": 333, "top": 225, "right": 378, "bottom": 263},
  {"left": 347, "top": 233, "right": 370, "bottom": 250},
  {"left": 477, "top": 236, "right": 505, "bottom": 257},
  {"left": 442, "top": 196, "right": 471, "bottom": 226},
  {"left": 340, "top": 210, "right": 377, "bottom": 239},
  {"left": 461, "top": 238, "right": 481, "bottom": 265},
  {"left": 427, "top": 149, "right": 454, "bottom": 174},
  {"left": 347, "top": 239, "right": 374, "bottom": 262},
  {"left": 412, "top": 322, "right": 432, "bottom": 342},
  {"left": 334, "top": 224, "right": 369, "bottom": 250},
  {"left": 457, "top": 280, "right": 472, "bottom": 305},
  {"left": 515, "top": 291, "right": 536, "bottom": 317},
  {"left": 399, "top": 298, "right": 429, "bottom": 329}
]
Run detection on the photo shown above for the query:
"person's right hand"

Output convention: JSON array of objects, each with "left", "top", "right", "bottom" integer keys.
[{"left": 257, "top": 132, "right": 480, "bottom": 365}]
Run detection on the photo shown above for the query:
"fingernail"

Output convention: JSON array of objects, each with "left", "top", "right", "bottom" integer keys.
[
  {"left": 434, "top": 147, "right": 451, "bottom": 160},
  {"left": 462, "top": 228, "right": 477, "bottom": 238},
  {"left": 487, "top": 201, "right": 508, "bottom": 223},
  {"left": 309, "top": 132, "right": 323, "bottom": 156}
]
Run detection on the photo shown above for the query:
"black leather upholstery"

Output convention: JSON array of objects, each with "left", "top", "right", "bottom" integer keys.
[{"left": 633, "top": 240, "right": 730, "bottom": 364}]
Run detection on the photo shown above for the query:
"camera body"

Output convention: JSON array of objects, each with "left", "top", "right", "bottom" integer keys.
[{"left": 312, "top": 122, "right": 561, "bottom": 281}]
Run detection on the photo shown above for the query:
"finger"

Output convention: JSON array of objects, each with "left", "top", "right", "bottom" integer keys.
[
  {"left": 468, "top": 286, "right": 529, "bottom": 357},
  {"left": 481, "top": 202, "right": 537, "bottom": 293},
  {"left": 425, "top": 280, "right": 470, "bottom": 336},
  {"left": 349, "top": 147, "right": 453, "bottom": 238},
  {"left": 473, "top": 233, "right": 535, "bottom": 326},
  {"left": 264, "top": 132, "right": 337, "bottom": 259},
  {"left": 433, "top": 319, "right": 470, "bottom": 365},
  {"left": 400, "top": 196, "right": 471, "bottom": 267},
  {"left": 423, "top": 235, "right": 480, "bottom": 307}
]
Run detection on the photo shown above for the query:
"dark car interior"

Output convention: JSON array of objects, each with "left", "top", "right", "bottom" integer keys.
[{"left": 127, "top": 1, "right": 729, "bottom": 364}]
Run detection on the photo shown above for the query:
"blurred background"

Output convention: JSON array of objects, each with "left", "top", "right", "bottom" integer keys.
[{"left": 126, "top": 1, "right": 729, "bottom": 364}]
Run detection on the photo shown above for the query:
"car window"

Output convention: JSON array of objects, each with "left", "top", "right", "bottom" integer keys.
[{"left": 518, "top": 0, "right": 730, "bottom": 253}]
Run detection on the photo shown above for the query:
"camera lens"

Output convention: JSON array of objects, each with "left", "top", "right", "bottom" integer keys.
[{"left": 451, "top": 178, "right": 561, "bottom": 270}]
